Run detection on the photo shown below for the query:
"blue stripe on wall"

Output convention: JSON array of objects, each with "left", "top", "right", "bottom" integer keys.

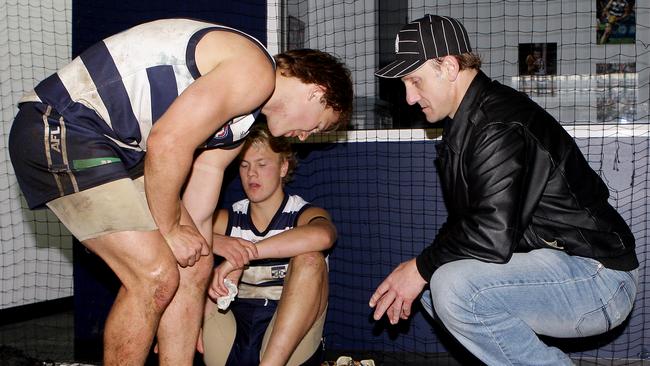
[{"left": 146, "top": 65, "right": 178, "bottom": 123}]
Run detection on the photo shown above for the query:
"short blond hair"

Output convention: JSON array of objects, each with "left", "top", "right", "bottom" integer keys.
[{"left": 240, "top": 123, "right": 297, "bottom": 184}]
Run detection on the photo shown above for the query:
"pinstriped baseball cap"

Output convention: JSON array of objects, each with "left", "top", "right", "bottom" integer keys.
[{"left": 375, "top": 15, "right": 472, "bottom": 78}]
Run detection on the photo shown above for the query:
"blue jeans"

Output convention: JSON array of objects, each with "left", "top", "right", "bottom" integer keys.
[{"left": 420, "top": 249, "right": 638, "bottom": 366}]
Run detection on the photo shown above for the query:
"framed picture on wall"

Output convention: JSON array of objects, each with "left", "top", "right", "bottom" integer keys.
[
  {"left": 596, "top": 62, "right": 636, "bottom": 123},
  {"left": 596, "top": 0, "right": 636, "bottom": 45},
  {"left": 518, "top": 43, "right": 557, "bottom": 76},
  {"left": 517, "top": 43, "right": 557, "bottom": 96}
]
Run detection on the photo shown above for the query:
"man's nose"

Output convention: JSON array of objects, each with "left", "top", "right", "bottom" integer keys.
[{"left": 405, "top": 88, "right": 420, "bottom": 105}]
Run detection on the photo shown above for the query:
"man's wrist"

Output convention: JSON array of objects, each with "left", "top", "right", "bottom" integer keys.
[{"left": 415, "top": 254, "right": 434, "bottom": 283}]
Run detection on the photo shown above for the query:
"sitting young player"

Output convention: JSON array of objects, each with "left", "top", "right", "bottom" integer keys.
[{"left": 201, "top": 123, "right": 335, "bottom": 366}]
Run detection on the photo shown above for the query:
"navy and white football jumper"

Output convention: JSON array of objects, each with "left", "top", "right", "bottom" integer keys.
[
  {"left": 226, "top": 194, "right": 312, "bottom": 300},
  {"left": 9, "top": 19, "right": 274, "bottom": 209}
]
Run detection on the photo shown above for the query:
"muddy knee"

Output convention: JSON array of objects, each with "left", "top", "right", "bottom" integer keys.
[{"left": 138, "top": 259, "right": 180, "bottom": 312}]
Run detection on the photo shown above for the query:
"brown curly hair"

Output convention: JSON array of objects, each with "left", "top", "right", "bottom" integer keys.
[
  {"left": 274, "top": 49, "right": 353, "bottom": 131},
  {"left": 240, "top": 122, "right": 297, "bottom": 184}
]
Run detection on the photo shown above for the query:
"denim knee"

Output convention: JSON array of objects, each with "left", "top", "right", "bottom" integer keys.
[{"left": 428, "top": 261, "right": 479, "bottom": 326}]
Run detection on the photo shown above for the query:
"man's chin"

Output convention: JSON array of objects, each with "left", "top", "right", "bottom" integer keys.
[
  {"left": 266, "top": 120, "right": 282, "bottom": 137},
  {"left": 426, "top": 116, "right": 445, "bottom": 124}
]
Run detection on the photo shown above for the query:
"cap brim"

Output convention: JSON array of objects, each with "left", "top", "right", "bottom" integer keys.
[{"left": 375, "top": 59, "right": 427, "bottom": 78}]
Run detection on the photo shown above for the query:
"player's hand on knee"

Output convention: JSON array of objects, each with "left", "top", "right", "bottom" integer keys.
[
  {"left": 213, "top": 234, "right": 258, "bottom": 268},
  {"left": 163, "top": 224, "right": 208, "bottom": 267}
]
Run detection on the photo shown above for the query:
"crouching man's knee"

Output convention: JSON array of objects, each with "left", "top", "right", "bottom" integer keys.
[{"left": 426, "top": 260, "right": 482, "bottom": 327}]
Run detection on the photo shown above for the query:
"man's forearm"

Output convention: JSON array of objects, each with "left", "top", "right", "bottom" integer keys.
[
  {"left": 255, "top": 224, "right": 335, "bottom": 260},
  {"left": 144, "top": 144, "right": 193, "bottom": 234}
]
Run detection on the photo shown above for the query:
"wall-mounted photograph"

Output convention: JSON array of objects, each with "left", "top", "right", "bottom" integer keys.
[
  {"left": 596, "top": 62, "right": 636, "bottom": 123},
  {"left": 518, "top": 43, "right": 557, "bottom": 96},
  {"left": 596, "top": 0, "right": 636, "bottom": 45},
  {"left": 518, "top": 43, "right": 557, "bottom": 76}
]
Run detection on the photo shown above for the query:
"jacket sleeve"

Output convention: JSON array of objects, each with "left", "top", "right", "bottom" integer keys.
[{"left": 416, "top": 122, "right": 549, "bottom": 281}]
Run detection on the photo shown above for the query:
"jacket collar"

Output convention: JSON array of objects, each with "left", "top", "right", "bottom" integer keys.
[{"left": 443, "top": 70, "right": 491, "bottom": 152}]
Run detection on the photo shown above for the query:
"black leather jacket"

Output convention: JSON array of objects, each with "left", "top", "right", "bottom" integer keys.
[{"left": 416, "top": 71, "right": 638, "bottom": 281}]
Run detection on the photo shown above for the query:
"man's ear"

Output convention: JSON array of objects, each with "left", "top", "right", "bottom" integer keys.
[
  {"left": 309, "top": 85, "right": 326, "bottom": 102},
  {"left": 280, "top": 158, "right": 289, "bottom": 177},
  {"left": 443, "top": 56, "right": 460, "bottom": 82}
]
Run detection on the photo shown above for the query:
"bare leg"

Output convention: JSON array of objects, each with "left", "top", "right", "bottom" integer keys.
[
  {"left": 260, "top": 252, "right": 328, "bottom": 366},
  {"left": 157, "top": 143, "right": 237, "bottom": 365},
  {"left": 83, "top": 230, "right": 180, "bottom": 366},
  {"left": 156, "top": 254, "right": 213, "bottom": 365}
]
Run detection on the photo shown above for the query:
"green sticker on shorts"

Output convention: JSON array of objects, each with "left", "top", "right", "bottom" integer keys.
[{"left": 73, "top": 157, "right": 121, "bottom": 170}]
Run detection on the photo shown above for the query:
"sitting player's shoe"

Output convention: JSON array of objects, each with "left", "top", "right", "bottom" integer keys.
[{"left": 322, "top": 355, "right": 374, "bottom": 366}]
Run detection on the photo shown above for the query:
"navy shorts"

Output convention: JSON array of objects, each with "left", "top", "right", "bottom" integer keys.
[
  {"left": 225, "top": 298, "right": 277, "bottom": 366},
  {"left": 9, "top": 102, "right": 144, "bottom": 209},
  {"left": 225, "top": 299, "right": 322, "bottom": 366}
]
